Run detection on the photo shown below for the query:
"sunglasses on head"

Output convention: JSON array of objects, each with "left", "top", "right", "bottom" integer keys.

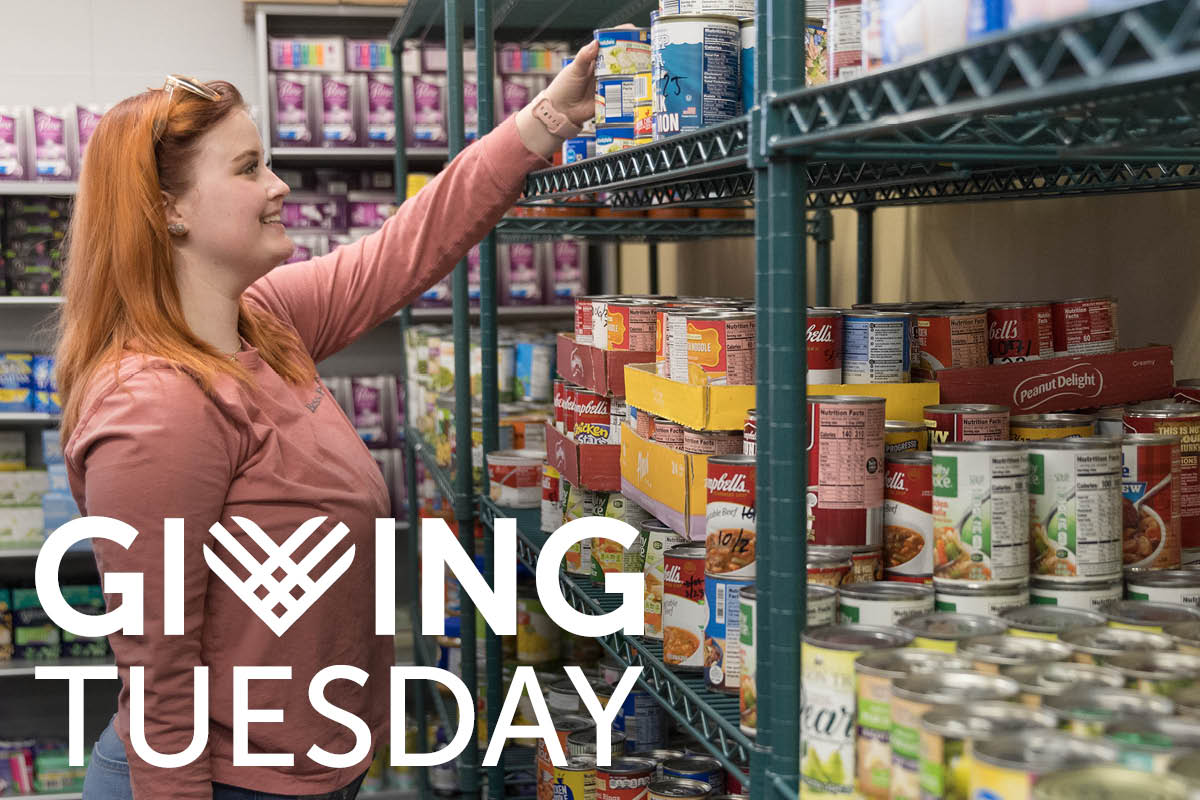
[{"left": 154, "top": 74, "right": 220, "bottom": 141}]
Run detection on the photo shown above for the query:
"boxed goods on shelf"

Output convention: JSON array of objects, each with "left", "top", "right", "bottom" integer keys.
[
  {"left": 556, "top": 333, "right": 651, "bottom": 398},
  {"left": 0, "top": 432, "right": 23, "bottom": 470},
  {"left": 546, "top": 424, "right": 620, "bottom": 492},
  {"left": 619, "top": 423, "right": 705, "bottom": 538}
]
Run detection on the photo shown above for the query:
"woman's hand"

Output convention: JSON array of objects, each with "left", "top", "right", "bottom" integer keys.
[{"left": 515, "top": 37, "right": 602, "bottom": 158}]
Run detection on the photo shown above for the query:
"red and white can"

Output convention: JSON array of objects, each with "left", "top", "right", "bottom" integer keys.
[
  {"left": 686, "top": 311, "right": 756, "bottom": 386},
  {"left": 683, "top": 428, "right": 743, "bottom": 455},
  {"left": 914, "top": 307, "right": 989, "bottom": 379},
  {"left": 924, "top": 403, "right": 1010, "bottom": 445},
  {"left": 553, "top": 378, "right": 567, "bottom": 433},
  {"left": 1052, "top": 297, "right": 1118, "bottom": 357},
  {"left": 1125, "top": 402, "right": 1200, "bottom": 551},
  {"left": 662, "top": 542, "right": 707, "bottom": 670},
  {"left": 743, "top": 409, "right": 756, "bottom": 456},
  {"left": 632, "top": 405, "right": 654, "bottom": 439},
  {"left": 576, "top": 294, "right": 619, "bottom": 347},
  {"left": 593, "top": 296, "right": 627, "bottom": 354},
  {"left": 542, "top": 465, "right": 562, "bottom": 534},
  {"left": 806, "top": 395, "right": 886, "bottom": 547},
  {"left": 665, "top": 304, "right": 725, "bottom": 382},
  {"left": 652, "top": 417, "right": 685, "bottom": 449},
  {"left": 705, "top": 454, "right": 756, "bottom": 579},
  {"left": 596, "top": 758, "right": 655, "bottom": 800},
  {"left": 883, "top": 451, "right": 933, "bottom": 583},
  {"left": 807, "top": 307, "right": 843, "bottom": 384},
  {"left": 1120, "top": 433, "right": 1182, "bottom": 569},
  {"left": 563, "top": 383, "right": 582, "bottom": 437},
  {"left": 607, "top": 298, "right": 658, "bottom": 352},
  {"left": 574, "top": 388, "right": 615, "bottom": 444},
  {"left": 987, "top": 301, "right": 1053, "bottom": 363}
]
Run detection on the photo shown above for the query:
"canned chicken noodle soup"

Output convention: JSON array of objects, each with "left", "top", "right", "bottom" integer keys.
[
  {"left": 685, "top": 311, "right": 755, "bottom": 386},
  {"left": 807, "top": 395, "right": 885, "bottom": 547},
  {"left": 885, "top": 451, "right": 934, "bottom": 583}
]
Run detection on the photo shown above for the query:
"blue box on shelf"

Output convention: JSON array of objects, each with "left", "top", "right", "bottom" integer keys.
[{"left": 0, "top": 352, "right": 34, "bottom": 412}]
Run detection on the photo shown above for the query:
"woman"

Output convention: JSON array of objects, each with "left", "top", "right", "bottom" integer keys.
[{"left": 60, "top": 41, "right": 597, "bottom": 800}]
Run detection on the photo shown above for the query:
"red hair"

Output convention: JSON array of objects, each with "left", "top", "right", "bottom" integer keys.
[{"left": 55, "top": 80, "right": 316, "bottom": 442}]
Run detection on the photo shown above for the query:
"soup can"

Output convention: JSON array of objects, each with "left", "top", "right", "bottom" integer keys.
[
  {"left": 1001, "top": 605, "right": 1108, "bottom": 641},
  {"left": 518, "top": 592, "right": 561, "bottom": 665},
  {"left": 1046, "top": 685, "right": 1175, "bottom": 736},
  {"left": 662, "top": 757, "right": 723, "bottom": 794},
  {"left": 1104, "top": 717, "right": 1200, "bottom": 776},
  {"left": 920, "top": 702, "right": 1058, "bottom": 800},
  {"left": 959, "top": 634, "right": 1073, "bottom": 674},
  {"left": 837, "top": 581, "right": 934, "bottom": 626},
  {"left": 932, "top": 441, "right": 1029, "bottom": 584},
  {"left": 890, "top": 670, "right": 1021, "bottom": 799},
  {"left": 704, "top": 573, "right": 752, "bottom": 694},
  {"left": 884, "top": 451, "right": 934, "bottom": 583},
  {"left": 807, "top": 583, "right": 837, "bottom": 627},
  {"left": 1166, "top": 620, "right": 1200, "bottom": 655},
  {"left": 684, "top": 311, "right": 755, "bottom": 386},
  {"left": 705, "top": 454, "right": 756, "bottom": 578},
  {"left": 738, "top": 586, "right": 758, "bottom": 737},
  {"left": 1125, "top": 402, "right": 1200, "bottom": 552},
  {"left": 1059, "top": 623, "right": 1177, "bottom": 665},
  {"left": 651, "top": 14, "right": 741, "bottom": 139},
  {"left": 1107, "top": 600, "right": 1200, "bottom": 633},
  {"left": 596, "top": 27, "right": 652, "bottom": 75},
  {"left": 1097, "top": 406, "right": 1126, "bottom": 436},
  {"left": 554, "top": 378, "right": 567, "bottom": 432},
  {"left": 575, "top": 388, "right": 616, "bottom": 444},
  {"left": 653, "top": 417, "right": 685, "bottom": 449},
  {"left": 1105, "top": 650, "right": 1200, "bottom": 697},
  {"left": 854, "top": 648, "right": 973, "bottom": 799},
  {"left": 607, "top": 298, "right": 659, "bottom": 352},
  {"left": 885, "top": 419, "right": 929, "bottom": 455},
  {"left": 662, "top": 543, "right": 707, "bottom": 670},
  {"left": 597, "top": 758, "right": 656, "bottom": 800},
  {"left": 682, "top": 428, "right": 742, "bottom": 455},
  {"left": 925, "top": 403, "right": 1011, "bottom": 445},
  {"left": 647, "top": 778, "right": 711, "bottom": 800},
  {"left": 1001, "top": 660, "right": 1125, "bottom": 708},
  {"left": 543, "top": 465, "right": 563, "bottom": 533},
  {"left": 811, "top": 544, "right": 883, "bottom": 584},
  {"left": 1010, "top": 413, "right": 1097, "bottom": 441},
  {"left": 568, "top": 730, "right": 627, "bottom": 763},
  {"left": 551, "top": 755, "right": 598, "bottom": 800},
  {"left": 577, "top": 294, "right": 621, "bottom": 346},
  {"left": 800, "top": 625, "right": 915, "bottom": 798},
  {"left": 1030, "top": 576, "right": 1124, "bottom": 612},
  {"left": 806, "top": 307, "right": 843, "bottom": 384},
  {"left": 987, "top": 301, "right": 1054, "bottom": 364},
  {"left": 1028, "top": 438, "right": 1123, "bottom": 581},
  {"left": 664, "top": 304, "right": 725, "bottom": 382},
  {"left": 1126, "top": 570, "right": 1200, "bottom": 607},
  {"left": 914, "top": 306, "right": 989, "bottom": 380},
  {"left": 898, "top": 611, "right": 1008, "bottom": 653},
  {"left": 1121, "top": 433, "right": 1183, "bottom": 569},
  {"left": 970, "top": 731, "right": 1121, "bottom": 800},
  {"left": 538, "top": 715, "right": 595, "bottom": 800},
  {"left": 643, "top": 520, "right": 687, "bottom": 640},
  {"left": 1052, "top": 297, "right": 1117, "bottom": 357},
  {"left": 806, "top": 395, "right": 886, "bottom": 546},
  {"left": 742, "top": 409, "right": 755, "bottom": 456},
  {"left": 935, "top": 578, "right": 1029, "bottom": 618},
  {"left": 807, "top": 551, "right": 852, "bottom": 587},
  {"left": 841, "top": 310, "right": 912, "bottom": 384},
  {"left": 613, "top": 692, "right": 667, "bottom": 754}
]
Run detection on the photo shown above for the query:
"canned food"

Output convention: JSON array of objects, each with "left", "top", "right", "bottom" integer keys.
[
  {"left": 1052, "top": 297, "right": 1117, "bottom": 357},
  {"left": 807, "top": 551, "right": 852, "bottom": 587},
  {"left": 837, "top": 581, "right": 934, "bottom": 626},
  {"left": 543, "top": 465, "right": 563, "bottom": 533},
  {"left": 596, "top": 124, "right": 637, "bottom": 154},
  {"left": 595, "top": 27, "right": 652, "bottom": 75},
  {"left": 742, "top": 410, "right": 755, "bottom": 456},
  {"left": 885, "top": 420, "right": 929, "bottom": 455},
  {"left": 925, "top": 403, "right": 1011, "bottom": 444},
  {"left": 920, "top": 702, "right": 1059, "bottom": 800},
  {"left": 806, "top": 307, "right": 843, "bottom": 384},
  {"left": 563, "top": 132, "right": 596, "bottom": 163},
  {"left": 647, "top": 778, "right": 711, "bottom": 800},
  {"left": 537, "top": 714, "right": 594, "bottom": 800},
  {"left": 663, "top": 304, "right": 722, "bottom": 382},
  {"left": 1127, "top": 570, "right": 1200, "bottom": 607},
  {"left": 806, "top": 395, "right": 885, "bottom": 546},
  {"left": 934, "top": 578, "right": 1030, "bottom": 618},
  {"left": 1107, "top": 600, "right": 1200, "bottom": 633},
  {"left": 959, "top": 634, "right": 1073, "bottom": 674},
  {"left": 807, "top": 583, "right": 837, "bottom": 627},
  {"left": 607, "top": 299, "right": 659, "bottom": 352},
  {"left": 518, "top": 592, "right": 561, "bottom": 664},
  {"left": 705, "top": 455, "right": 755, "bottom": 578},
  {"left": 1121, "top": 433, "right": 1183, "bottom": 568},
  {"left": 643, "top": 520, "right": 687, "bottom": 640},
  {"left": 1030, "top": 576, "right": 1124, "bottom": 612},
  {"left": 1105, "top": 650, "right": 1200, "bottom": 696},
  {"left": 637, "top": 751, "right": 685, "bottom": 779},
  {"left": 970, "top": 731, "right": 1121, "bottom": 800},
  {"left": 988, "top": 301, "right": 1054, "bottom": 364},
  {"left": 827, "top": 0, "right": 864, "bottom": 79},
  {"left": 488, "top": 448, "right": 545, "bottom": 508},
  {"left": 914, "top": 307, "right": 989, "bottom": 380},
  {"left": 1033, "top": 764, "right": 1189, "bottom": 798},
  {"left": 841, "top": 310, "right": 912, "bottom": 384},
  {"left": 1125, "top": 403, "right": 1200, "bottom": 551},
  {"left": 1059, "top": 624, "right": 1177, "bottom": 665},
  {"left": 682, "top": 428, "right": 742, "bottom": 455},
  {"left": 853, "top": 648, "right": 972, "bottom": 799},
  {"left": 1172, "top": 683, "right": 1200, "bottom": 717},
  {"left": 890, "top": 671, "right": 1021, "bottom": 798},
  {"left": 653, "top": 417, "right": 685, "bottom": 448},
  {"left": 576, "top": 295, "right": 620, "bottom": 346},
  {"left": 684, "top": 311, "right": 755, "bottom": 386},
  {"left": 651, "top": 15, "right": 741, "bottom": 139},
  {"left": 662, "top": 543, "right": 707, "bottom": 670},
  {"left": 613, "top": 693, "right": 667, "bottom": 753},
  {"left": 662, "top": 757, "right": 723, "bottom": 794},
  {"left": 1010, "top": 414, "right": 1097, "bottom": 441},
  {"left": 1046, "top": 685, "right": 1175, "bottom": 736},
  {"left": 597, "top": 74, "right": 640, "bottom": 125},
  {"left": 1165, "top": 620, "right": 1200, "bottom": 655},
  {"left": 898, "top": 611, "right": 1008, "bottom": 653},
  {"left": 1002, "top": 605, "right": 1108, "bottom": 640},
  {"left": 568, "top": 729, "right": 627, "bottom": 762},
  {"left": 811, "top": 544, "right": 883, "bottom": 584},
  {"left": 704, "top": 573, "right": 752, "bottom": 694},
  {"left": 597, "top": 758, "right": 656, "bottom": 800},
  {"left": 631, "top": 406, "right": 654, "bottom": 440},
  {"left": 884, "top": 451, "right": 934, "bottom": 583},
  {"left": 551, "top": 756, "right": 598, "bottom": 800},
  {"left": 548, "top": 678, "right": 613, "bottom": 715},
  {"left": 932, "top": 441, "right": 1029, "bottom": 584},
  {"left": 1001, "top": 660, "right": 1126, "bottom": 708},
  {"left": 575, "top": 389, "right": 616, "bottom": 445},
  {"left": 738, "top": 586, "right": 757, "bottom": 737},
  {"left": 1098, "top": 406, "right": 1126, "bottom": 437}
]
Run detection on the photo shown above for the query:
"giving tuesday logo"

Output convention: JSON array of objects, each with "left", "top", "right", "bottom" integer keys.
[{"left": 204, "top": 516, "right": 355, "bottom": 636}]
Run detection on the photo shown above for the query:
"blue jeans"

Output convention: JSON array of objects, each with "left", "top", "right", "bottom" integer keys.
[{"left": 83, "top": 717, "right": 365, "bottom": 800}]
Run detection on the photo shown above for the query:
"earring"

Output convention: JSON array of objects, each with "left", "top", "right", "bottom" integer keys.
[{"left": 167, "top": 223, "right": 187, "bottom": 236}]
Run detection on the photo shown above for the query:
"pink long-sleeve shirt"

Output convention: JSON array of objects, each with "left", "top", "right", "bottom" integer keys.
[{"left": 64, "top": 116, "right": 547, "bottom": 798}]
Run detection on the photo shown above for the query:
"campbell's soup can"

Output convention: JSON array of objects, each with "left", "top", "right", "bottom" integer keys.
[
  {"left": 807, "top": 307, "right": 843, "bottom": 384},
  {"left": 842, "top": 310, "right": 912, "bottom": 384},
  {"left": 743, "top": 409, "right": 756, "bottom": 456},
  {"left": 653, "top": 417, "right": 685, "bottom": 449},
  {"left": 705, "top": 454, "right": 756, "bottom": 578},
  {"left": 554, "top": 378, "right": 567, "bottom": 432},
  {"left": 564, "top": 383, "right": 581, "bottom": 436},
  {"left": 685, "top": 311, "right": 756, "bottom": 386},
  {"left": 1052, "top": 296, "right": 1118, "bottom": 357},
  {"left": 577, "top": 295, "right": 620, "bottom": 347},
  {"left": 542, "top": 465, "right": 562, "bottom": 534},
  {"left": 807, "top": 396, "right": 885, "bottom": 547},
  {"left": 988, "top": 301, "right": 1053, "bottom": 363},
  {"left": 597, "top": 758, "right": 655, "bottom": 800},
  {"left": 925, "top": 403, "right": 1011, "bottom": 445},
  {"left": 662, "top": 543, "right": 707, "bottom": 670},
  {"left": 1125, "top": 402, "right": 1200, "bottom": 551},
  {"left": 885, "top": 419, "right": 928, "bottom": 455},
  {"left": 608, "top": 299, "right": 658, "bottom": 352},
  {"left": 914, "top": 306, "right": 989, "bottom": 380},
  {"left": 1121, "top": 433, "right": 1183, "bottom": 570},
  {"left": 643, "top": 520, "right": 687, "bottom": 639},
  {"left": 884, "top": 451, "right": 933, "bottom": 584},
  {"left": 575, "top": 389, "right": 616, "bottom": 444},
  {"left": 683, "top": 428, "right": 742, "bottom": 455},
  {"left": 1009, "top": 413, "right": 1096, "bottom": 441}
]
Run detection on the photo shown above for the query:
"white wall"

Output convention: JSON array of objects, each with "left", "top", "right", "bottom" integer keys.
[{"left": 0, "top": 0, "right": 258, "bottom": 109}]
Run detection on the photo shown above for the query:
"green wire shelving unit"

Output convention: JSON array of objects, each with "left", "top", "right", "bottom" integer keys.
[{"left": 395, "top": 0, "right": 1200, "bottom": 798}]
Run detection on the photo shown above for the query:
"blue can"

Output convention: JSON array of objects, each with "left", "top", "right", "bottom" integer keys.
[
  {"left": 0, "top": 353, "right": 34, "bottom": 412},
  {"left": 562, "top": 133, "right": 595, "bottom": 164},
  {"left": 597, "top": 75, "right": 639, "bottom": 124},
  {"left": 739, "top": 18, "right": 755, "bottom": 113},
  {"left": 841, "top": 311, "right": 913, "bottom": 384},
  {"left": 514, "top": 341, "right": 553, "bottom": 403},
  {"left": 613, "top": 687, "right": 667, "bottom": 752},
  {"left": 704, "top": 573, "right": 752, "bottom": 695},
  {"left": 595, "top": 125, "right": 636, "bottom": 155},
  {"left": 652, "top": 14, "right": 741, "bottom": 140},
  {"left": 662, "top": 755, "right": 725, "bottom": 794},
  {"left": 595, "top": 27, "right": 651, "bottom": 76},
  {"left": 968, "top": 0, "right": 1009, "bottom": 39}
]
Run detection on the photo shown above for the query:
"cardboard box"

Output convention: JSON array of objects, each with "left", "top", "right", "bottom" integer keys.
[
  {"left": 0, "top": 470, "right": 48, "bottom": 506},
  {"left": 557, "top": 333, "right": 652, "bottom": 398},
  {"left": 936, "top": 346, "right": 1174, "bottom": 413},
  {"left": 12, "top": 587, "right": 58, "bottom": 661},
  {"left": 546, "top": 424, "right": 621, "bottom": 492},
  {"left": 619, "top": 424, "right": 706, "bottom": 539},
  {"left": 0, "top": 506, "right": 44, "bottom": 549},
  {"left": 807, "top": 382, "right": 941, "bottom": 424},
  {"left": 60, "top": 585, "right": 108, "bottom": 659},
  {"left": 0, "top": 431, "right": 24, "bottom": 470}
]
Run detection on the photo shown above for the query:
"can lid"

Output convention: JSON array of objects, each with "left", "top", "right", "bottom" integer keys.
[
  {"left": 805, "top": 584, "right": 835, "bottom": 600},
  {"left": 891, "top": 669, "right": 1020, "bottom": 705},
  {"left": 648, "top": 779, "right": 713, "bottom": 798},
  {"left": 836, "top": 581, "right": 934, "bottom": 603},
  {"left": 662, "top": 756, "right": 722, "bottom": 772},
  {"left": 899, "top": 611, "right": 1009, "bottom": 639},
  {"left": 1045, "top": 685, "right": 1176, "bottom": 721},
  {"left": 806, "top": 307, "right": 843, "bottom": 315},
  {"left": 1000, "top": 661, "right": 1125, "bottom": 697},
  {"left": 853, "top": 647, "right": 972, "bottom": 679},
  {"left": 1104, "top": 650, "right": 1200, "bottom": 680},
  {"left": 919, "top": 307, "right": 987, "bottom": 317},
  {"left": 958, "top": 633, "right": 1073, "bottom": 665},
  {"left": 925, "top": 403, "right": 1011, "bottom": 414},
  {"left": 842, "top": 309, "right": 913, "bottom": 319},
  {"left": 1000, "top": 605, "right": 1107, "bottom": 634},
  {"left": 886, "top": 450, "right": 932, "bottom": 465},
  {"left": 664, "top": 542, "right": 706, "bottom": 559},
  {"left": 885, "top": 419, "right": 927, "bottom": 432},
  {"left": 808, "top": 395, "right": 887, "bottom": 405},
  {"left": 803, "top": 623, "right": 915, "bottom": 651},
  {"left": 1125, "top": 570, "right": 1200, "bottom": 589},
  {"left": 602, "top": 757, "right": 658, "bottom": 776},
  {"left": 931, "top": 578, "right": 1030, "bottom": 597},
  {"left": 1120, "top": 432, "right": 1183, "bottom": 446},
  {"left": 1106, "top": 601, "right": 1200, "bottom": 626},
  {"left": 1010, "top": 413, "right": 1097, "bottom": 427},
  {"left": 1126, "top": 400, "right": 1200, "bottom": 418},
  {"left": 931, "top": 440, "right": 1026, "bottom": 453},
  {"left": 1022, "top": 436, "right": 1121, "bottom": 452},
  {"left": 920, "top": 700, "right": 1058, "bottom": 739},
  {"left": 707, "top": 454, "right": 756, "bottom": 466},
  {"left": 1165, "top": 620, "right": 1200, "bottom": 646},
  {"left": 1058, "top": 624, "right": 1176, "bottom": 656},
  {"left": 973, "top": 730, "right": 1120, "bottom": 772},
  {"left": 1032, "top": 765, "right": 1190, "bottom": 800}
]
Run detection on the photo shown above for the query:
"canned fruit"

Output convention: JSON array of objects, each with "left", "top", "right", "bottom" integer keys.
[{"left": 806, "top": 396, "right": 886, "bottom": 547}]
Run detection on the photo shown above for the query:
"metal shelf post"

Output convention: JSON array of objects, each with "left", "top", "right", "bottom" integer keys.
[
  {"left": 813, "top": 209, "right": 833, "bottom": 307},
  {"left": 856, "top": 207, "right": 874, "bottom": 305}
]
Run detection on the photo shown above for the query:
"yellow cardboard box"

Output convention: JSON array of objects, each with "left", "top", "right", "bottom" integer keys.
[{"left": 619, "top": 424, "right": 706, "bottom": 539}]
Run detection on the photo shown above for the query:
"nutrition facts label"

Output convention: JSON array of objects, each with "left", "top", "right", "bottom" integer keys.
[
  {"left": 816, "top": 402, "right": 885, "bottom": 507},
  {"left": 843, "top": 319, "right": 909, "bottom": 383},
  {"left": 933, "top": 449, "right": 1029, "bottom": 583},
  {"left": 1030, "top": 448, "right": 1122, "bottom": 578}
]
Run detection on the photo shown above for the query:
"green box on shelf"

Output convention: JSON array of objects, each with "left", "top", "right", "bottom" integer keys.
[
  {"left": 12, "top": 586, "right": 58, "bottom": 660},
  {"left": 33, "top": 747, "right": 88, "bottom": 794},
  {"left": 61, "top": 584, "right": 109, "bottom": 658}
]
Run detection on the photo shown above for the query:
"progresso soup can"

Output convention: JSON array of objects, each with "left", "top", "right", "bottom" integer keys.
[
  {"left": 885, "top": 420, "right": 928, "bottom": 455},
  {"left": 806, "top": 395, "right": 886, "bottom": 547},
  {"left": 651, "top": 14, "right": 741, "bottom": 139},
  {"left": 884, "top": 451, "right": 934, "bottom": 584}
]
